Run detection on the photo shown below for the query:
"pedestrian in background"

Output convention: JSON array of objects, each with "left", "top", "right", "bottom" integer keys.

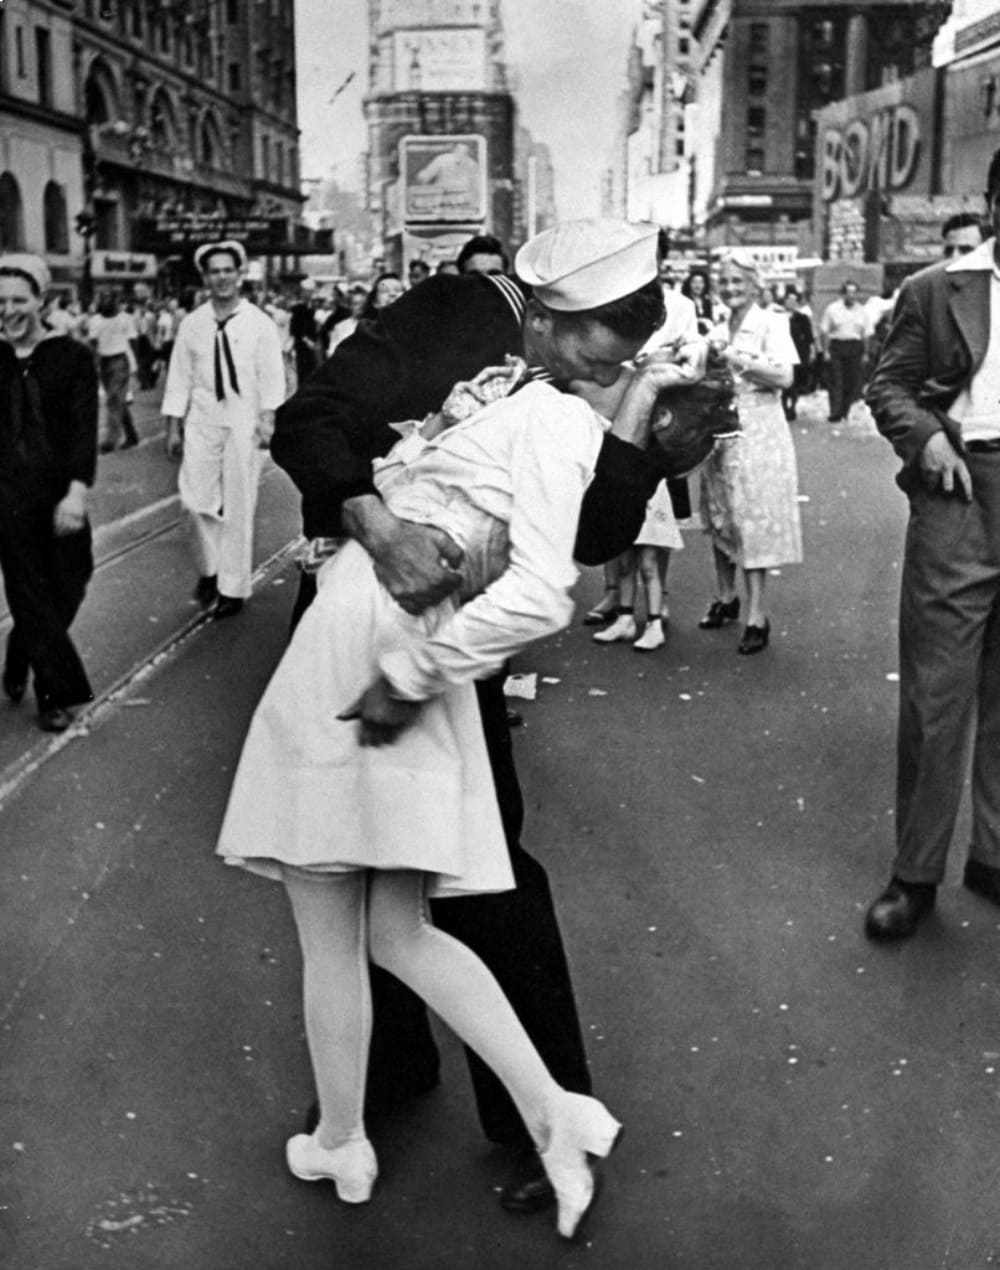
[
  {"left": 0, "top": 254, "right": 97, "bottom": 732},
  {"left": 456, "top": 233, "right": 509, "bottom": 276},
  {"left": 942, "top": 210, "right": 985, "bottom": 260},
  {"left": 358, "top": 272, "right": 404, "bottom": 319},
  {"left": 592, "top": 261, "right": 701, "bottom": 650},
  {"left": 698, "top": 251, "right": 802, "bottom": 655},
  {"left": 88, "top": 292, "right": 139, "bottom": 451},
  {"left": 819, "top": 280, "right": 869, "bottom": 423},
  {"left": 780, "top": 285, "right": 815, "bottom": 421},
  {"left": 162, "top": 240, "right": 285, "bottom": 619},
  {"left": 864, "top": 148, "right": 1000, "bottom": 941},
  {"left": 681, "top": 267, "right": 726, "bottom": 337}
]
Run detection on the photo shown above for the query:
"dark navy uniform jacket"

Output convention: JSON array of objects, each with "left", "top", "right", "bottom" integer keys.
[{"left": 271, "top": 272, "right": 660, "bottom": 565}]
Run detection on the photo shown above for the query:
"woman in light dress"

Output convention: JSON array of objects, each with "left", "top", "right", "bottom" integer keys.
[
  {"left": 215, "top": 288, "right": 681, "bottom": 1238},
  {"left": 697, "top": 253, "right": 802, "bottom": 654}
]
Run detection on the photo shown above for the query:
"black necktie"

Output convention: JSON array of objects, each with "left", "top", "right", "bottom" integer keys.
[{"left": 214, "top": 314, "right": 240, "bottom": 401}]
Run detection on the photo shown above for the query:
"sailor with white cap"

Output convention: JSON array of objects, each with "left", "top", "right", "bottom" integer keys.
[
  {"left": 268, "top": 218, "right": 701, "bottom": 1214},
  {"left": 0, "top": 253, "right": 98, "bottom": 730},
  {"left": 162, "top": 240, "right": 285, "bottom": 618}
]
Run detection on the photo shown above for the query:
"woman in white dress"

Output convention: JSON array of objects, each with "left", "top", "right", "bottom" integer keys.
[
  {"left": 215, "top": 221, "right": 680, "bottom": 1241},
  {"left": 698, "top": 253, "right": 803, "bottom": 654}
]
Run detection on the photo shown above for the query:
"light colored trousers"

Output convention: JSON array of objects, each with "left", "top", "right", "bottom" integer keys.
[{"left": 178, "top": 420, "right": 265, "bottom": 599}]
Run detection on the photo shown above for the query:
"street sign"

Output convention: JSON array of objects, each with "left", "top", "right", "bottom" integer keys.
[{"left": 91, "top": 250, "right": 159, "bottom": 281}]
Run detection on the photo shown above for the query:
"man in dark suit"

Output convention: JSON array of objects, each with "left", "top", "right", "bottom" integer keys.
[
  {"left": 272, "top": 220, "right": 708, "bottom": 1210},
  {"left": 864, "top": 148, "right": 1000, "bottom": 940}
]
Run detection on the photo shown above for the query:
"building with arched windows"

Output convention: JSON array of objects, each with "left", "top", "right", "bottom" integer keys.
[
  {"left": 0, "top": 0, "right": 308, "bottom": 296},
  {"left": 0, "top": 1, "right": 83, "bottom": 289}
]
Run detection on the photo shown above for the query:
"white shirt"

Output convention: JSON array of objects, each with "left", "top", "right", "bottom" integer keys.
[
  {"left": 943, "top": 237, "right": 1000, "bottom": 443},
  {"left": 640, "top": 288, "right": 701, "bottom": 357},
  {"left": 161, "top": 299, "right": 285, "bottom": 430},
  {"left": 820, "top": 298, "right": 870, "bottom": 344},
  {"left": 373, "top": 382, "right": 604, "bottom": 700},
  {"left": 89, "top": 311, "right": 134, "bottom": 357}
]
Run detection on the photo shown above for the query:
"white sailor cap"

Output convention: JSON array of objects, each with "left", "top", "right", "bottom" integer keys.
[
  {"left": 515, "top": 219, "right": 659, "bottom": 311},
  {"left": 0, "top": 253, "right": 51, "bottom": 296},
  {"left": 194, "top": 239, "right": 248, "bottom": 274}
]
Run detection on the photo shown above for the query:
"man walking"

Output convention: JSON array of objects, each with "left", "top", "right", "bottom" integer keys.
[
  {"left": 819, "top": 280, "right": 869, "bottom": 423},
  {"left": 865, "top": 148, "right": 1000, "bottom": 939},
  {"left": 162, "top": 241, "right": 285, "bottom": 618}
]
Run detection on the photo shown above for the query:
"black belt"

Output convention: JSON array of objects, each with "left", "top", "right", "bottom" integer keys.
[{"left": 966, "top": 439, "right": 1000, "bottom": 453}]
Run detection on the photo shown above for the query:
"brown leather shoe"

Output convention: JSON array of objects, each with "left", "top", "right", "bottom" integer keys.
[
  {"left": 499, "top": 1149, "right": 555, "bottom": 1214},
  {"left": 864, "top": 878, "right": 936, "bottom": 941}
]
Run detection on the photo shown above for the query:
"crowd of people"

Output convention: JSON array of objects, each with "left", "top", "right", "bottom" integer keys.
[{"left": 3, "top": 167, "right": 1000, "bottom": 1244}]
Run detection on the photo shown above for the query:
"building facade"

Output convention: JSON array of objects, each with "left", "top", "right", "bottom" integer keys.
[
  {"left": 0, "top": 0, "right": 307, "bottom": 297},
  {"left": 364, "top": 0, "right": 550, "bottom": 269},
  {"left": 687, "top": 0, "right": 948, "bottom": 253}
]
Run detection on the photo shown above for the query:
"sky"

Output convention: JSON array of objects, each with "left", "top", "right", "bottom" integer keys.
[{"left": 294, "top": 0, "right": 646, "bottom": 218}]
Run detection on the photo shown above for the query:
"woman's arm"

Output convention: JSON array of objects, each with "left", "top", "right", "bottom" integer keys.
[{"left": 377, "top": 390, "right": 603, "bottom": 703}]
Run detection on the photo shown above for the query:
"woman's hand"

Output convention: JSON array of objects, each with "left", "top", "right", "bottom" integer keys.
[
  {"left": 52, "top": 482, "right": 87, "bottom": 536},
  {"left": 337, "top": 675, "right": 423, "bottom": 746}
]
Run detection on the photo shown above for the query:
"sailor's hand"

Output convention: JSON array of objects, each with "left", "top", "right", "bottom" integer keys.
[{"left": 343, "top": 497, "right": 463, "bottom": 615}]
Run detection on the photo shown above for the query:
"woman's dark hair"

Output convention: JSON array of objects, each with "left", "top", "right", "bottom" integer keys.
[
  {"left": 97, "top": 291, "right": 117, "bottom": 317},
  {"left": 552, "top": 277, "right": 665, "bottom": 342},
  {"left": 681, "top": 269, "right": 710, "bottom": 301},
  {"left": 360, "top": 272, "right": 401, "bottom": 320}
]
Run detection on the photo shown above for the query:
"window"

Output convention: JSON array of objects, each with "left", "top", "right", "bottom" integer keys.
[
  {"left": 261, "top": 134, "right": 270, "bottom": 181},
  {"left": 228, "top": 61, "right": 241, "bottom": 91},
  {"left": 131, "top": 2, "right": 143, "bottom": 38},
  {"left": 679, "top": 37, "right": 690, "bottom": 55},
  {"left": 15, "top": 25, "right": 24, "bottom": 78},
  {"left": 746, "top": 105, "right": 766, "bottom": 174},
  {"left": 275, "top": 141, "right": 284, "bottom": 187},
  {"left": 36, "top": 27, "right": 51, "bottom": 107},
  {"left": 749, "top": 23, "right": 768, "bottom": 57},
  {"left": 0, "top": 172, "right": 25, "bottom": 252},
  {"left": 43, "top": 181, "right": 68, "bottom": 253},
  {"left": 226, "top": 0, "right": 239, "bottom": 22},
  {"left": 748, "top": 65, "right": 767, "bottom": 95}
]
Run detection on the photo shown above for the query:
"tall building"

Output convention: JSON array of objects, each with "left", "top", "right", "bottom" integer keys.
[
  {"left": 0, "top": 1, "right": 85, "bottom": 291},
  {"left": 0, "top": 0, "right": 308, "bottom": 296},
  {"left": 687, "top": 0, "right": 949, "bottom": 251},
  {"left": 365, "top": 0, "right": 538, "bottom": 269}
]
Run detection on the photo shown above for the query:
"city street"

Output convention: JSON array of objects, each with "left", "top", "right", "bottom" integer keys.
[{"left": 3, "top": 388, "right": 1000, "bottom": 1270}]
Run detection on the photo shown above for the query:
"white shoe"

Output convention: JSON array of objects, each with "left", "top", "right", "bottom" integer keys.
[
  {"left": 286, "top": 1132, "right": 378, "bottom": 1204},
  {"left": 540, "top": 1093, "right": 622, "bottom": 1240},
  {"left": 592, "top": 614, "right": 637, "bottom": 644},
  {"left": 633, "top": 620, "right": 666, "bottom": 651}
]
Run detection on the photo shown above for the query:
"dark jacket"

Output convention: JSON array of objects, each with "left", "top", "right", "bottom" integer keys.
[
  {"left": 272, "top": 272, "right": 661, "bottom": 564},
  {"left": 0, "top": 335, "right": 98, "bottom": 510},
  {"left": 866, "top": 256, "right": 986, "bottom": 492}
]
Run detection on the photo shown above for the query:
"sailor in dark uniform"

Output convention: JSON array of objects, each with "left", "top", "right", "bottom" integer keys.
[{"left": 271, "top": 219, "right": 703, "bottom": 1211}]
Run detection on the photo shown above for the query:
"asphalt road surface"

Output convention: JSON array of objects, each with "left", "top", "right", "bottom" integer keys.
[{"left": 3, "top": 390, "right": 999, "bottom": 1270}]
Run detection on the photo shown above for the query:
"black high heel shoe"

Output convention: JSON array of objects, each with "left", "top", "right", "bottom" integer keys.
[
  {"left": 737, "top": 619, "right": 770, "bottom": 655},
  {"left": 698, "top": 597, "right": 740, "bottom": 629}
]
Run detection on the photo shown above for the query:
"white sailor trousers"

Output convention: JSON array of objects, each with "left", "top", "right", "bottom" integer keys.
[{"left": 178, "top": 419, "right": 265, "bottom": 599}]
